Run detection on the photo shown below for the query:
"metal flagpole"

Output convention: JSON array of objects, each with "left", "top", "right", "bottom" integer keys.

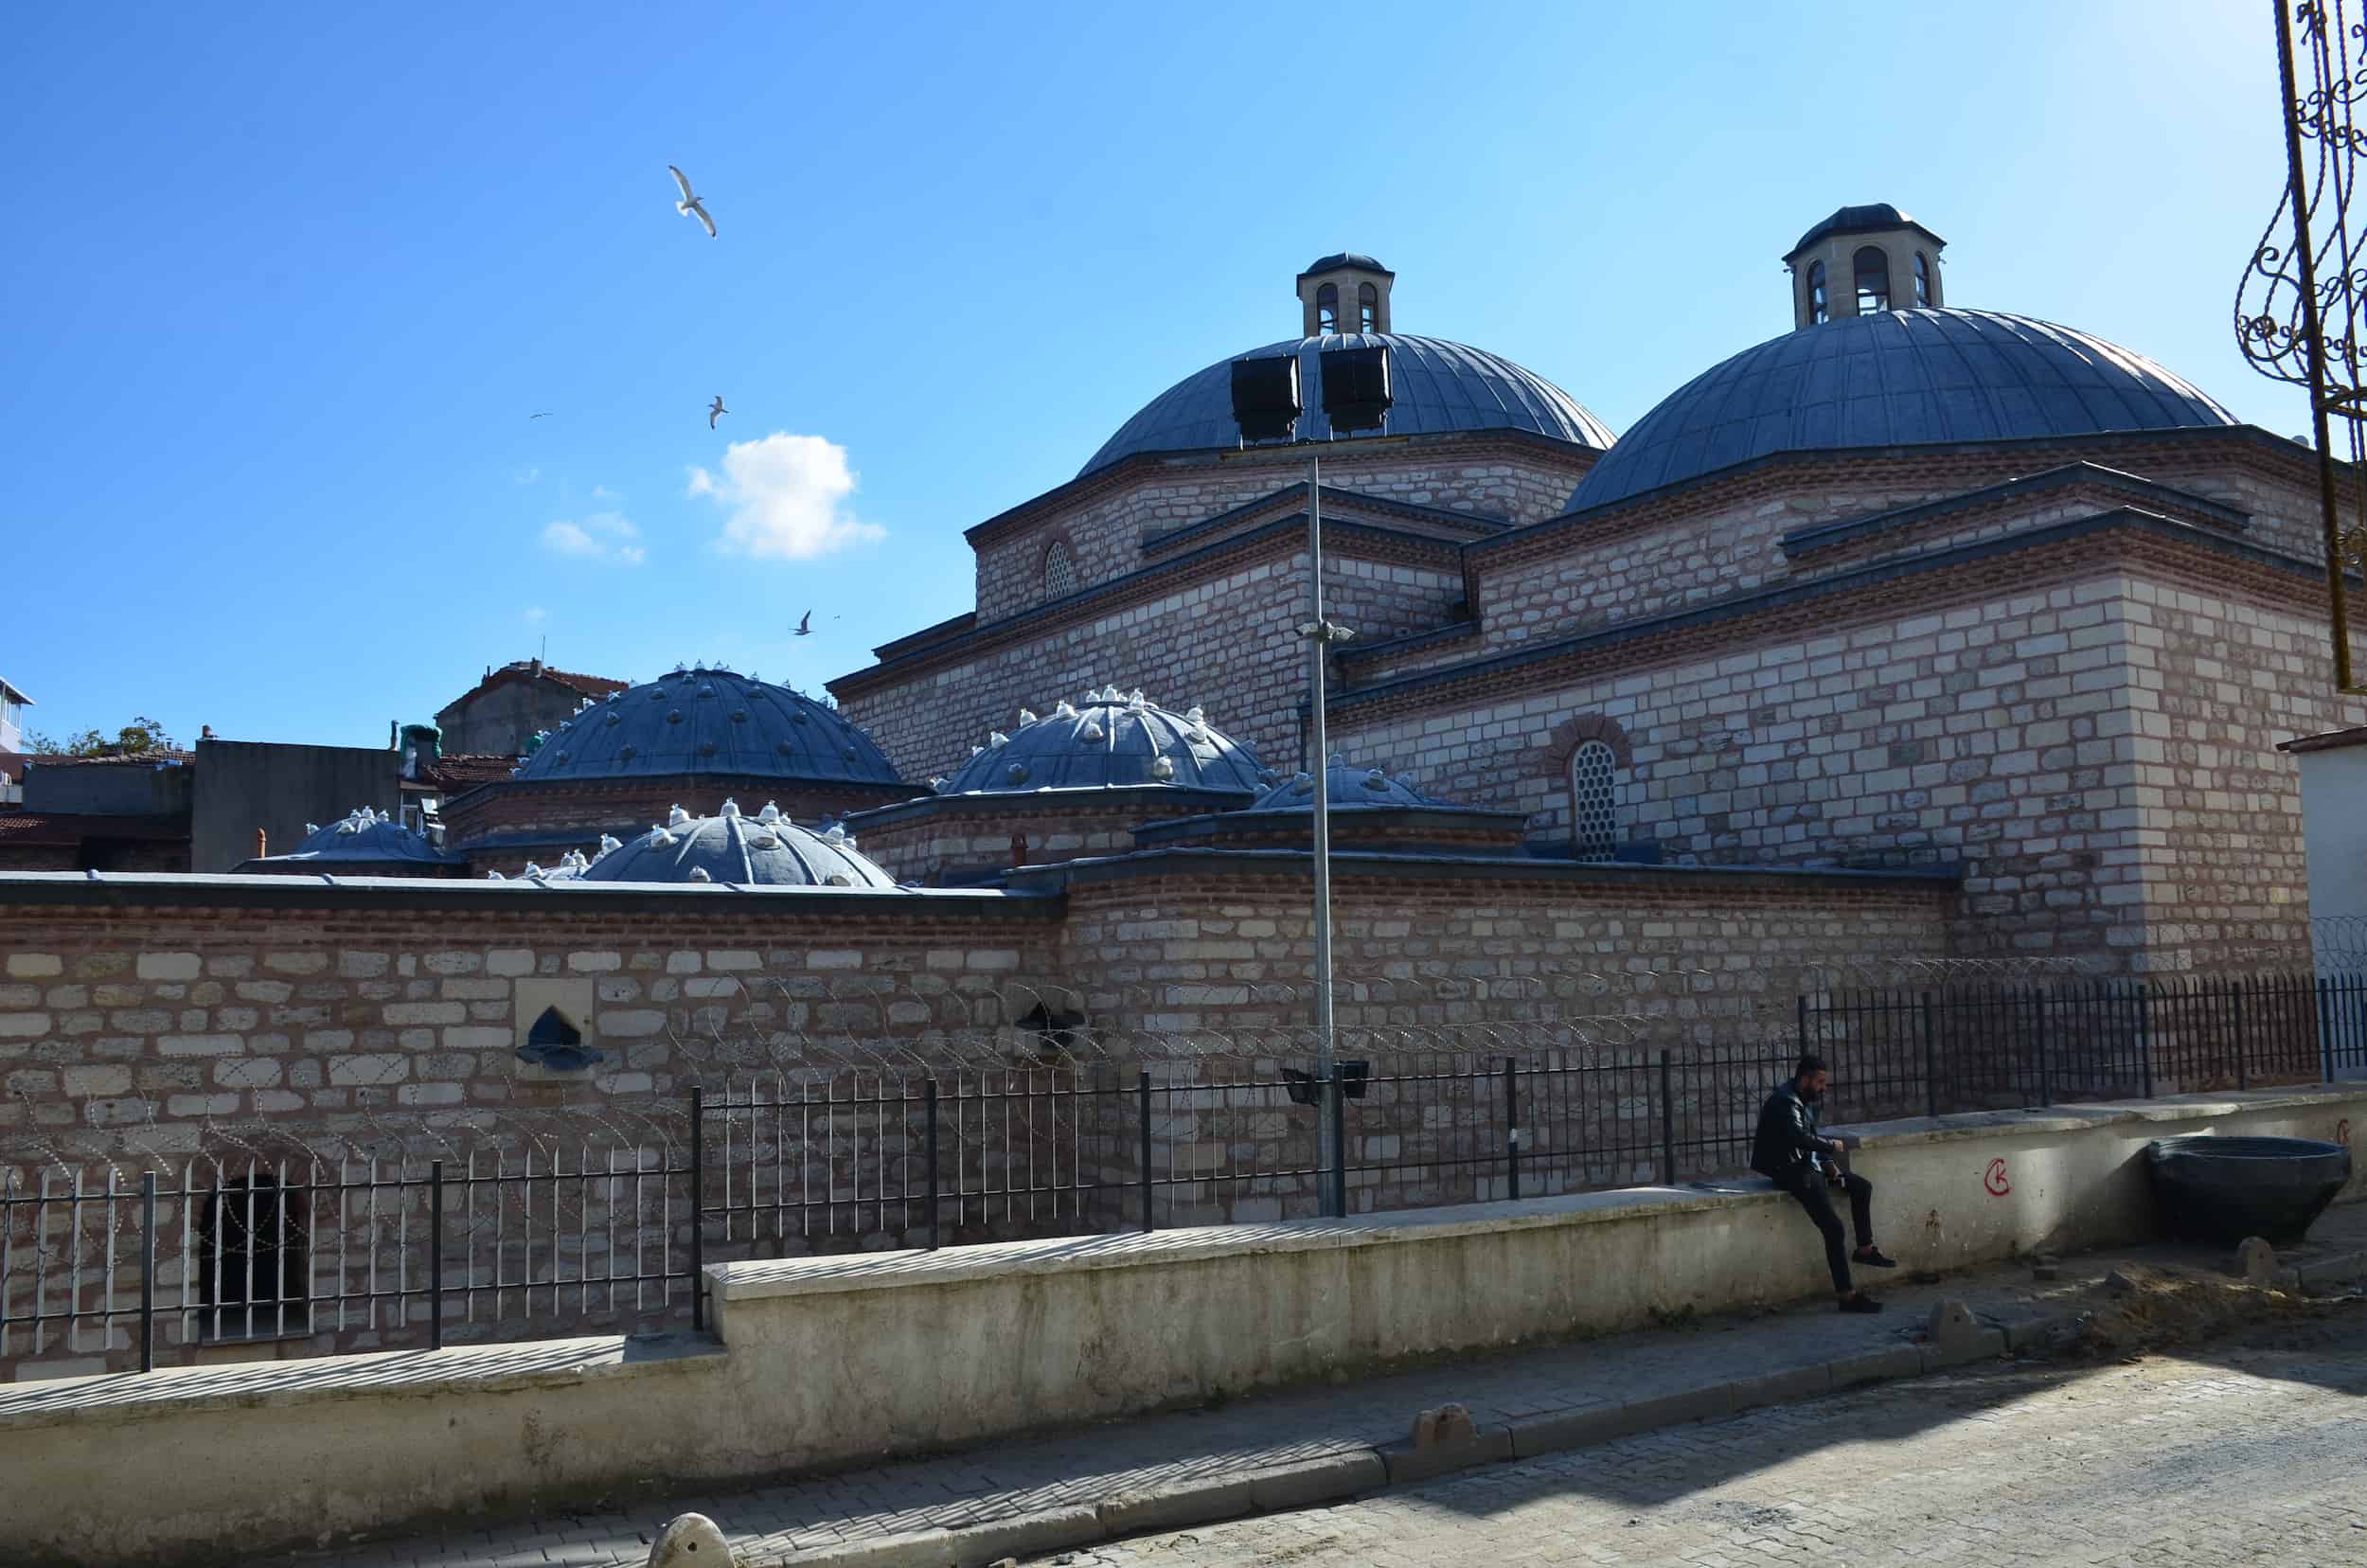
[{"left": 1306, "top": 452, "right": 1344, "bottom": 1219}]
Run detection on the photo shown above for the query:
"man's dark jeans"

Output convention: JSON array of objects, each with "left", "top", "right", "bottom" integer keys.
[{"left": 1775, "top": 1168, "right": 1874, "bottom": 1293}]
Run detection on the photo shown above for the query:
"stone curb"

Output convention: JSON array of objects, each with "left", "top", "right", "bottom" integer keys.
[
  {"left": 774, "top": 1339, "right": 2015, "bottom": 1565},
  {"left": 2293, "top": 1247, "right": 2367, "bottom": 1289}
]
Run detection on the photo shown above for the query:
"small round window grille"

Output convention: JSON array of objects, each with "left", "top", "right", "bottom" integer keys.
[
  {"left": 666, "top": 710, "right": 684, "bottom": 723},
  {"left": 619, "top": 744, "right": 637, "bottom": 760}
]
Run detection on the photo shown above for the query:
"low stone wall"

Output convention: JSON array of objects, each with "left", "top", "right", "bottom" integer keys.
[{"left": 1, "top": 1085, "right": 2358, "bottom": 1566}]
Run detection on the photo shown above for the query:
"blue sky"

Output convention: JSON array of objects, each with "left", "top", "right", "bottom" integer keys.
[{"left": 1, "top": 1, "right": 2293, "bottom": 752}]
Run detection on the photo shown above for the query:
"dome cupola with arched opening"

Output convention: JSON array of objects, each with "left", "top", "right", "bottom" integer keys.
[{"left": 1785, "top": 204, "right": 1947, "bottom": 328}]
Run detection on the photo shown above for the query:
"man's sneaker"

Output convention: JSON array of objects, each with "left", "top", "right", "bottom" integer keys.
[
  {"left": 1853, "top": 1245, "right": 1898, "bottom": 1269},
  {"left": 1839, "top": 1292, "right": 1883, "bottom": 1313}
]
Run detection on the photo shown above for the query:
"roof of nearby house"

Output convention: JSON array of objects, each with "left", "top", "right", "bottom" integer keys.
[
  {"left": 21, "top": 750, "right": 192, "bottom": 769},
  {"left": 410, "top": 753, "right": 522, "bottom": 793},
  {"left": 436, "top": 660, "right": 631, "bottom": 720},
  {"left": 0, "top": 809, "right": 191, "bottom": 845}
]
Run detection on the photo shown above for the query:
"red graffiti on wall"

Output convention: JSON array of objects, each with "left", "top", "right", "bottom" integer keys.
[{"left": 1984, "top": 1158, "right": 2012, "bottom": 1197}]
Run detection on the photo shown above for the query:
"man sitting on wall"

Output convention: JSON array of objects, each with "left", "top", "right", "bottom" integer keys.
[{"left": 1753, "top": 1053, "right": 1895, "bottom": 1313}]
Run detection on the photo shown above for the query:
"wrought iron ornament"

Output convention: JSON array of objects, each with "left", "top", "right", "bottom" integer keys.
[{"left": 2239, "top": 0, "right": 2367, "bottom": 690}]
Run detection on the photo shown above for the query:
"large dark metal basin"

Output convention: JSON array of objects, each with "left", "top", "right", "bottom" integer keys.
[{"left": 2146, "top": 1135, "right": 2353, "bottom": 1247}]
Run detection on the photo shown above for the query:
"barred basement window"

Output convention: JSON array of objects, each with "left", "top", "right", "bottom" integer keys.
[
  {"left": 1570, "top": 739, "right": 1617, "bottom": 860},
  {"left": 198, "top": 1170, "right": 309, "bottom": 1340},
  {"left": 1042, "top": 540, "right": 1077, "bottom": 597}
]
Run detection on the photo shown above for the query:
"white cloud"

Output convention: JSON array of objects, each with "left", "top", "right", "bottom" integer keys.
[
  {"left": 523, "top": 606, "right": 548, "bottom": 624},
  {"left": 591, "top": 485, "right": 619, "bottom": 502},
  {"left": 513, "top": 466, "right": 541, "bottom": 485},
  {"left": 688, "top": 433, "right": 882, "bottom": 561},
  {"left": 541, "top": 510, "right": 646, "bottom": 565}
]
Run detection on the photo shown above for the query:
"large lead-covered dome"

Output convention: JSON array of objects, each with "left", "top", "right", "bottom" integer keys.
[
  {"left": 1568, "top": 309, "right": 2238, "bottom": 511},
  {"left": 515, "top": 667, "right": 900, "bottom": 786},
  {"left": 1081, "top": 333, "right": 1615, "bottom": 478}
]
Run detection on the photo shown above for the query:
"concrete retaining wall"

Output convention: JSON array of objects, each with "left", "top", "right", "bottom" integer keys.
[{"left": 3, "top": 1086, "right": 2359, "bottom": 1566}]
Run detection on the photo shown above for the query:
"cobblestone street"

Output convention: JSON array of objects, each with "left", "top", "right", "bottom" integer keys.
[{"left": 1063, "top": 1310, "right": 2367, "bottom": 1568}]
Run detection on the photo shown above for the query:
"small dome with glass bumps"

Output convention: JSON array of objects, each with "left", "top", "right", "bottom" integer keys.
[
  {"left": 532, "top": 799, "right": 898, "bottom": 887},
  {"left": 934, "top": 686, "right": 1266, "bottom": 795}
]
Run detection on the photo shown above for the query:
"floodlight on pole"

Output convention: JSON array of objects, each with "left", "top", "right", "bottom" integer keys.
[{"left": 1227, "top": 343, "right": 1392, "bottom": 1221}]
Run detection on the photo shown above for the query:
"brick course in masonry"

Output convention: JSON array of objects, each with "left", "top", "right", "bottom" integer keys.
[{"left": 965, "top": 434, "right": 1595, "bottom": 623}]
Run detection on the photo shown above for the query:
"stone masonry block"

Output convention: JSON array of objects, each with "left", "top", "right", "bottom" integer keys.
[
  {"left": 329, "top": 1053, "right": 411, "bottom": 1086},
  {"left": 158, "top": 1034, "right": 242, "bottom": 1056},
  {"left": 136, "top": 953, "right": 202, "bottom": 981}
]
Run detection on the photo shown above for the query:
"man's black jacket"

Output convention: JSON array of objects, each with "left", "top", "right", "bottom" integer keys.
[{"left": 1751, "top": 1078, "right": 1829, "bottom": 1181}]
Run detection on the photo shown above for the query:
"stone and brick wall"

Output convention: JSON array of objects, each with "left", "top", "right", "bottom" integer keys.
[
  {"left": 968, "top": 436, "right": 1594, "bottom": 623},
  {"left": 0, "top": 884, "right": 1063, "bottom": 1149},
  {"left": 0, "top": 859, "right": 1955, "bottom": 1380}
]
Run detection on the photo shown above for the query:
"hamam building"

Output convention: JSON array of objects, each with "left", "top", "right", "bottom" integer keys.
[{"left": 811, "top": 206, "right": 2362, "bottom": 966}]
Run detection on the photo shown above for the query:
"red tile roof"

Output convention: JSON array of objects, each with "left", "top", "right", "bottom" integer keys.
[
  {"left": 438, "top": 661, "right": 630, "bottom": 720},
  {"left": 0, "top": 810, "right": 191, "bottom": 844},
  {"left": 22, "top": 750, "right": 193, "bottom": 769},
  {"left": 417, "top": 753, "right": 520, "bottom": 792}
]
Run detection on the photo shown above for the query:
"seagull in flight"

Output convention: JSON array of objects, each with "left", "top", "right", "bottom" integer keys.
[
  {"left": 529, "top": 411, "right": 554, "bottom": 419},
  {"left": 668, "top": 166, "right": 717, "bottom": 238},
  {"left": 708, "top": 395, "right": 728, "bottom": 429},
  {"left": 793, "top": 611, "right": 812, "bottom": 636}
]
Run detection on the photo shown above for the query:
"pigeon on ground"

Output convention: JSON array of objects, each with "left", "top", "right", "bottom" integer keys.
[
  {"left": 646, "top": 1513, "right": 731, "bottom": 1566},
  {"left": 708, "top": 395, "right": 727, "bottom": 429},
  {"left": 667, "top": 166, "right": 716, "bottom": 238},
  {"left": 793, "top": 610, "right": 812, "bottom": 636}
]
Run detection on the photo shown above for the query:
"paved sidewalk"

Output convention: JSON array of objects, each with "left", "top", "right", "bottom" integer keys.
[{"left": 272, "top": 1204, "right": 2367, "bottom": 1568}]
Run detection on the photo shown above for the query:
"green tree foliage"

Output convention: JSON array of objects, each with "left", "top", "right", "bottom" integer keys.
[{"left": 25, "top": 716, "right": 178, "bottom": 757}]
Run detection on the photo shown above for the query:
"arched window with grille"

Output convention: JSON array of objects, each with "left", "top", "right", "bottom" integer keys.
[
  {"left": 1569, "top": 739, "right": 1618, "bottom": 860},
  {"left": 1041, "top": 540, "right": 1077, "bottom": 597},
  {"left": 1357, "top": 281, "right": 1378, "bottom": 332},
  {"left": 1316, "top": 282, "right": 1339, "bottom": 333},
  {"left": 1913, "top": 250, "right": 1932, "bottom": 307},
  {"left": 1853, "top": 246, "right": 1891, "bottom": 314},
  {"left": 1806, "top": 260, "right": 1828, "bottom": 325}
]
